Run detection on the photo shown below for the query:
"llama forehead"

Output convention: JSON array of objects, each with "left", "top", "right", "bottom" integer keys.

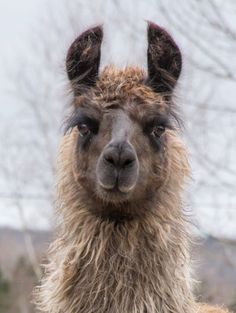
[
  {"left": 73, "top": 66, "right": 168, "bottom": 120},
  {"left": 98, "top": 65, "right": 145, "bottom": 85},
  {"left": 73, "top": 97, "right": 168, "bottom": 128},
  {"left": 95, "top": 65, "right": 164, "bottom": 104}
]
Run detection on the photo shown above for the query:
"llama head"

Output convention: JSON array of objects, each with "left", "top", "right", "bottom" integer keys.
[{"left": 63, "top": 23, "right": 188, "bottom": 221}]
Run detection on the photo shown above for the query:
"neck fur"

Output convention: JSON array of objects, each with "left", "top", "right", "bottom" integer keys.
[{"left": 35, "top": 133, "right": 197, "bottom": 313}]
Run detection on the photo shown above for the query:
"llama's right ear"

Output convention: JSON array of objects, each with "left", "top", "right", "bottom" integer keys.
[{"left": 66, "top": 26, "right": 103, "bottom": 93}]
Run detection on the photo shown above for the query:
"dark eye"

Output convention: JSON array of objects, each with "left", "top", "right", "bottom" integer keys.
[
  {"left": 77, "top": 124, "right": 90, "bottom": 137},
  {"left": 151, "top": 125, "right": 165, "bottom": 138}
]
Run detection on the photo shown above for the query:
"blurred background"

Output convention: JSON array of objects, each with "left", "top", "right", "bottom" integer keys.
[{"left": 0, "top": 0, "right": 236, "bottom": 312}]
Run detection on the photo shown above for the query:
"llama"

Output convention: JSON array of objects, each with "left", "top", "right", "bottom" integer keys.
[{"left": 35, "top": 23, "right": 230, "bottom": 313}]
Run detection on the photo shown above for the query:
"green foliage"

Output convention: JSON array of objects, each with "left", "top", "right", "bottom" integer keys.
[
  {"left": 0, "top": 269, "right": 10, "bottom": 311},
  {"left": 0, "top": 271, "right": 9, "bottom": 294},
  {"left": 229, "top": 301, "right": 236, "bottom": 312}
]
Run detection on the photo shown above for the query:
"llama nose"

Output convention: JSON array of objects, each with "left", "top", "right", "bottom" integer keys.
[
  {"left": 97, "top": 141, "right": 139, "bottom": 192},
  {"left": 103, "top": 142, "right": 136, "bottom": 170}
]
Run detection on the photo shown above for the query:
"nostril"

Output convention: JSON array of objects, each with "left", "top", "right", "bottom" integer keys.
[
  {"left": 102, "top": 144, "right": 136, "bottom": 169},
  {"left": 104, "top": 155, "right": 115, "bottom": 165},
  {"left": 123, "top": 158, "right": 134, "bottom": 167},
  {"left": 120, "top": 149, "right": 136, "bottom": 168},
  {"left": 103, "top": 150, "right": 118, "bottom": 167}
]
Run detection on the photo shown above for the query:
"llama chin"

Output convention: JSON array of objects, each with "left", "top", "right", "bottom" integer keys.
[{"left": 34, "top": 23, "right": 230, "bottom": 313}]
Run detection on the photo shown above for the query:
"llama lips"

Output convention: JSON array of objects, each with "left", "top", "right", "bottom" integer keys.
[
  {"left": 97, "top": 167, "right": 138, "bottom": 195},
  {"left": 97, "top": 178, "right": 135, "bottom": 195}
]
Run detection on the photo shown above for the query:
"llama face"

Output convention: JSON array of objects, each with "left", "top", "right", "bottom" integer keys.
[
  {"left": 66, "top": 84, "right": 170, "bottom": 205},
  {"left": 64, "top": 23, "right": 184, "bottom": 219}
]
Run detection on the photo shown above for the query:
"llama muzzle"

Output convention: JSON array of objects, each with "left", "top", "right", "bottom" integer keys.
[{"left": 96, "top": 139, "right": 139, "bottom": 195}]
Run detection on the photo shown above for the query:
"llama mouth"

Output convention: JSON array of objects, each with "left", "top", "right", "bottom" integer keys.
[
  {"left": 101, "top": 183, "right": 134, "bottom": 194},
  {"left": 97, "top": 177, "right": 135, "bottom": 196},
  {"left": 97, "top": 184, "right": 132, "bottom": 203}
]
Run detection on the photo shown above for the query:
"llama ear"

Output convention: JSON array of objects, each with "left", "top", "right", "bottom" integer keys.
[
  {"left": 66, "top": 26, "right": 103, "bottom": 93},
  {"left": 147, "top": 22, "right": 182, "bottom": 93}
]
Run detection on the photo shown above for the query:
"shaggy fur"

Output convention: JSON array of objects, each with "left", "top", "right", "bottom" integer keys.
[
  {"left": 35, "top": 25, "right": 230, "bottom": 313},
  {"left": 35, "top": 67, "right": 196, "bottom": 313}
]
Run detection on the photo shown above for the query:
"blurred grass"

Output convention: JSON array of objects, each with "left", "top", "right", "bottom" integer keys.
[{"left": 0, "top": 270, "right": 10, "bottom": 312}]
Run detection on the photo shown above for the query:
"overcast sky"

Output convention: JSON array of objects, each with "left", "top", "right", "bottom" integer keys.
[
  {"left": 0, "top": 0, "right": 47, "bottom": 113},
  {"left": 0, "top": 0, "right": 49, "bottom": 228}
]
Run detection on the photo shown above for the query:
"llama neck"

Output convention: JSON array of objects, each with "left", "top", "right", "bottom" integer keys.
[
  {"left": 38, "top": 207, "right": 196, "bottom": 313},
  {"left": 36, "top": 134, "right": 197, "bottom": 313}
]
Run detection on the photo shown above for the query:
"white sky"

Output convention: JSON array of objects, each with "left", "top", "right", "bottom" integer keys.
[
  {"left": 0, "top": 0, "right": 50, "bottom": 228},
  {"left": 0, "top": 0, "right": 47, "bottom": 114}
]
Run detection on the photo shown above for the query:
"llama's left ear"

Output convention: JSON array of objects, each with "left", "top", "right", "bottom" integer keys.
[
  {"left": 147, "top": 22, "right": 182, "bottom": 93},
  {"left": 66, "top": 26, "right": 103, "bottom": 93}
]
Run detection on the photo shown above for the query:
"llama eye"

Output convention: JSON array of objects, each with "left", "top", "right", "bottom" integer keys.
[
  {"left": 151, "top": 125, "right": 165, "bottom": 138},
  {"left": 77, "top": 124, "right": 90, "bottom": 137}
]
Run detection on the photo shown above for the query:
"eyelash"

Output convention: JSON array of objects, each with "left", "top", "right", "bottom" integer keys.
[
  {"left": 144, "top": 118, "right": 169, "bottom": 133},
  {"left": 66, "top": 114, "right": 98, "bottom": 132}
]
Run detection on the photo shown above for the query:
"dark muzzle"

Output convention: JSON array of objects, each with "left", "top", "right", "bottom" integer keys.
[{"left": 96, "top": 140, "right": 139, "bottom": 193}]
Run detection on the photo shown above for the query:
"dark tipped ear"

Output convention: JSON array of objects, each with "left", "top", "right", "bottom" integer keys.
[
  {"left": 147, "top": 22, "right": 182, "bottom": 93},
  {"left": 66, "top": 26, "right": 103, "bottom": 93}
]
